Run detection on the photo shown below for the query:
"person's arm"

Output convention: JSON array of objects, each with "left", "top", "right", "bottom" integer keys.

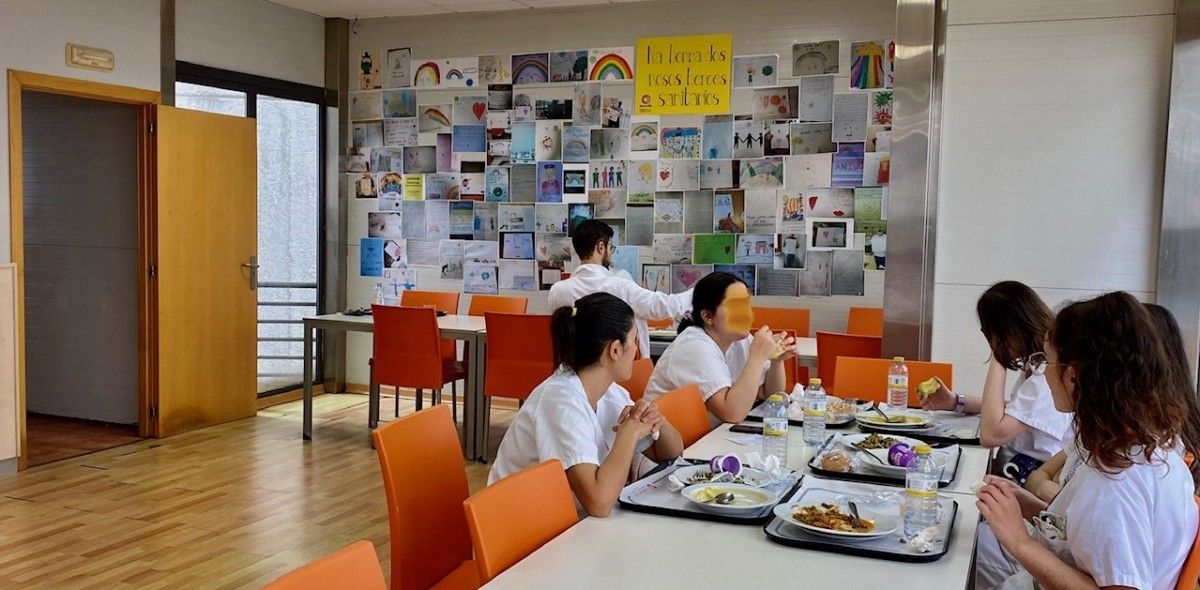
[
  {"left": 565, "top": 416, "right": 654, "bottom": 517},
  {"left": 1025, "top": 452, "right": 1067, "bottom": 502},
  {"left": 615, "top": 279, "right": 692, "bottom": 321},
  {"left": 759, "top": 359, "right": 787, "bottom": 398},
  {"left": 705, "top": 328, "right": 776, "bottom": 423},
  {"left": 977, "top": 358, "right": 1031, "bottom": 447}
]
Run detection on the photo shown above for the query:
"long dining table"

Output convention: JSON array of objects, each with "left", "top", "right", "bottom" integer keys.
[{"left": 481, "top": 420, "right": 992, "bottom": 589}]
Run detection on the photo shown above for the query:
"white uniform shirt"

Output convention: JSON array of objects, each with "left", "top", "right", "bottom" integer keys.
[
  {"left": 1002, "top": 372, "right": 1073, "bottom": 461},
  {"left": 547, "top": 264, "right": 692, "bottom": 358},
  {"left": 782, "top": 237, "right": 798, "bottom": 255},
  {"left": 489, "top": 367, "right": 640, "bottom": 485},
  {"left": 869, "top": 234, "right": 887, "bottom": 256},
  {"left": 643, "top": 326, "right": 770, "bottom": 425}
]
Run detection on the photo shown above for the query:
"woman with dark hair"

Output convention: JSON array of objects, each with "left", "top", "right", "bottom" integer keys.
[
  {"left": 488, "top": 292, "right": 683, "bottom": 517},
  {"left": 922, "top": 281, "right": 1072, "bottom": 483},
  {"left": 974, "top": 292, "right": 1197, "bottom": 590},
  {"left": 643, "top": 272, "right": 796, "bottom": 424}
]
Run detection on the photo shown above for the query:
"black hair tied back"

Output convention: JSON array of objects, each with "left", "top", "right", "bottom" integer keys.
[{"left": 550, "top": 292, "right": 635, "bottom": 372}]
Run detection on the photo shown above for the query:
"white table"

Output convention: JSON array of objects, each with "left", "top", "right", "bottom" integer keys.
[
  {"left": 649, "top": 335, "right": 819, "bottom": 367},
  {"left": 301, "top": 313, "right": 490, "bottom": 460},
  {"left": 483, "top": 421, "right": 988, "bottom": 589}
]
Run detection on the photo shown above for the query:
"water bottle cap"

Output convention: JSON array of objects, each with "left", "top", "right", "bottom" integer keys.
[
  {"left": 767, "top": 393, "right": 786, "bottom": 403},
  {"left": 914, "top": 444, "right": 932, "bottom": 455},
  {"left": 893, "top": 356, "right": 905, "bottom": 363},
  {"left": 809, "top": 378, "right": 822, "bottom": 385}
]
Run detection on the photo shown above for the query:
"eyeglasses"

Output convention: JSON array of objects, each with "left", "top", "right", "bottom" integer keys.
[{"left": 1021, "top": 352, "right": 1066, "bottom": 376}]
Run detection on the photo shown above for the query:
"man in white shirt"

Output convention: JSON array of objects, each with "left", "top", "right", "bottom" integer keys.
[
  {"left": 869, "top": 229, "right": 886, "bottom": 269},
  {"left": 781, "top": 234, "right": 800, "bottom": 268},
  {"left": 547, "top": 220, "right": 692, "bottom": 358}
]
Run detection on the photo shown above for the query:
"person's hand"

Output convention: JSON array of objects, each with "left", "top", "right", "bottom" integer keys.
[
  {"left": 982, "top": 475, "right": 1047, "bottom": 517},
  {"left": 920, "top": 378, "right": 956, "bottom": 411},
  {"left": 771, "top": 333, "right": 798, "bottom": 362},
  {"left": 621, "top": 399, "right": 665, "bottom": 436},
  {"left": 748, "top": 326, "right": 777, "bottom": 360},
  {"left": 977, "top": 481, "right": 1034, "bottom": 550},
  {"left": 614, "top": 407, "right": 654, "bottom": 440}
]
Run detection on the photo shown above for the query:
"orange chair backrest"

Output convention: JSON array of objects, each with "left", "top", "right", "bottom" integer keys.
[
  {"left": 263, "top": 541, "right": 387, "bottom": 590},
  {"left": 847, "top": 307, "right": 884, "bottom": 337},
  {"left": 373, "top": 405, "right": 472, "bottom": 590},
  {"left": 372, "top": 305, "right": 445, "bottom": 389},
  {"left": 655, "top": 384, "right": 712, "bottom": 447},
  {"left": 484, "top": 312, "right": 555, "bottom": 400},
  {"left": 646, "top": 318, "right": 673, "bottom": 329},
  {"left": 463, "top": 460, "right": 577, "bottom": 583},
  {"left": 752, "top": 306, "right": 811, "bottom": 337},
  {"left": 468, "top": 294, "right": 528, "bottom": 316},
  {"left": 403, "top": 290, "right": 460, "bottom": 361},
  {"left": 1176, "top": 496, "right": 1200, "bottom": 590},
  {"left": 617, "top": 358, "right": 654, "bottom": 402},
  {"left": 833, "top": 356, "right": 953, "bottom": 406},
  {"left": 815, "top": 331, "right": 883, "bottom": 393}
]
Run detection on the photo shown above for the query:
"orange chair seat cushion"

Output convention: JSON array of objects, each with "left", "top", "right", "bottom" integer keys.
[{"left": 430, "top": 560, "right": 482, "bottom": 590}]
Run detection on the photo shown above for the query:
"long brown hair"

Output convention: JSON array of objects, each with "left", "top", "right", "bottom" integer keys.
[
  {"left": 977, "top": 281, "right": 1053, "bottom": 370},
  {"left": 1144, "top": 303, "right": 1200, "bottom": 483},
  {"left": 1050, "top": 292, "right": 1187, "bottom": 472}
]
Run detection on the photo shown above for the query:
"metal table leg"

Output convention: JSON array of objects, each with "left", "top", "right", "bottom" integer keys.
[
  {"left": 303, "top": 321, "right": 314, "bottom": 440},
  {"left": 463, "top": 332, "right": 480, "bottom": 461}
]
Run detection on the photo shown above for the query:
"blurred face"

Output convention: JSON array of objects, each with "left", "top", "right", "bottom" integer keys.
[
  {"left": 1042, "top": 337, "right": 1076, "bottom": 412},
  {"left": 607, "top": 324, "right": 639, "bottom": 382},
  {"left": 709, "top": 282, "right": 753, "bottom": 338}
]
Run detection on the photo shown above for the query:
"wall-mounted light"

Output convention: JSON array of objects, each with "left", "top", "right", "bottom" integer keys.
[{"left": 65, "top": 43, "right": 114, "bottom": 72}]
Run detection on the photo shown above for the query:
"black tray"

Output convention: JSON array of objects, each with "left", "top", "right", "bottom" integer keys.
[
  {"left": 618, "top": 459, "right": 804, "bottom": 525},
  {"left": 856, "top": 422, "right": 981, "bottom": 446},
  {"left": 805, "top": 436, "right": 962, "bottom": 488},
  {"left": 763, "top": 483, "right": 958, "bottom": 563}
]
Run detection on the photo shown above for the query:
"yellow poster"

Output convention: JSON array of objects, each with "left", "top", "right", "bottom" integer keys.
[
  {"left": 403, "top": 174, "right": 425, "bottom": 200},
  {"left": 634, "top": 33, "right": 733, "bottom": 115}
]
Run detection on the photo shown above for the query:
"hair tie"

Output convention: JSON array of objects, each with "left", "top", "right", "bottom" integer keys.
[{"left": 571, "top": 307, "right": 577, "bottom": 317}]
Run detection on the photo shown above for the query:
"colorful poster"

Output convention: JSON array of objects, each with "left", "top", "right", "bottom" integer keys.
[
  {"left": 382, "top": 88, "right": 416, "bottom": 118},
  {"left": 792, "top": 40, "right": 840, "bottom": 76},
  {"left": 562, "top": 125, "right": 591, "bottom": 163},
  {"left": 589, "top": 160, "right": 627, "bottom": 191},
  {"left": 464, "top": 263, "right": 499, "bottom": 294},
  {"left": 642, "top": 263, "right": 670, "bottom": 293},
  {"left": 588, "top": 47, "right": 635, "bottom": 81},
  {"left": 567, "top": 203, "right": 594, "bottom": 235},
  {"left": 535, "top": 161, "right": 564, "bottom": 203},
  {"left": 630, "top": 119, "right": 660, "bottom": 156},
  {"left": 863, "top": 152, "right": 890, "bottom": 186},
  {"left": 713, "top": 190, "right": 745, "bottom": 233},
  {"left": 360, "top": 237, "right": 383, "bottom": 277},
  {"left": 634, "top": 34, "right": 733, "bottom": 115},
  {"left": 384, "top": 47, "right": 411, "bottom": 89},
  {"left": 452, "top": 125, "right": 486, "bottom": 153},
  {"left": 418, "top": 104, "right": 452, "bottom": 133},
  {"left": 627, "top": 160, "right": 656, "bottom": 202},
  {"left": 870, "top": 90, "right": 893, "bottom": 127},
  {"left": 573, "top": 82, "right": 602, "bottom": 126},
  {"left": 732, "top": 54, "right": 778, "bottom": 88},
  {"left": 854, "top": 186, "right": 886, "bottom": 235},
  {"left": 657, "top": 160, "right": 699, "bottom": 191},
  {"left": 550, "top": 50, "right": 588, "bottom": 83},
  {"left": 611, "top": 245, "right": 639, "bottom": 280},
  {"left": 777, "top": 192, "right": 807, "bottom": 233},
  {"left": 832, "top": 143, "right": 865, "bottom": 188},
  {"left": 511, "top": 53, "right": 550, "bottom": 85},
  {"left": 411, "top": 57, "right": 478, "bottom": 89},
  {"left": 659, "top": 126, "right": 702, "bottom": 159},
  {"left": 563, "top": 164, "right": 588, "bottom": 195},
  {"left": 479, "top": 55, "right": 511, "bottom": 85},
  {"left": 739, "top": 158, "right": 784, "bottom": 189},
  {"left": 670, "top": 264, "right": 712, "bottom": 293},
  {"left": 453, "top": 94, "right": 488, "bottom": 125},
  {"left": 752, "top": 87, "right": 798, "bottom": 120},
  {"left": 851, "top": 41, "right": 886, "bottom": 89},
  {"left": 735, "top": 234, "right": 775, "bottom": 265},
  {"left": 357, "top": 50, "right": 381, "bottom": 90},
  {"left": 590, "top": 128, "right": 630, "bottom": 160},
  {"left": 733, "top": 119, "right": 765, "bottom": 159},
  {"left": 693, "top": 233, "right": 736, "bottom": 264},
  {"left": 376, "top": 173, "right": 404, "bottom": 210}
]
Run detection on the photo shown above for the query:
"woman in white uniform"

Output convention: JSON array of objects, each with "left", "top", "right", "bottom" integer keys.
[
  {"left": 974, "top": 291, "right": 1198, "bottom": 590},
  {"left": 922, "top": 281, "right": 1072, "bottom": 484},
  {"left": 644, "top": 271, "right": 796, "bottom": 425},
  {"left": 488, "top": 292, "right": 683, "bottom": 518}
]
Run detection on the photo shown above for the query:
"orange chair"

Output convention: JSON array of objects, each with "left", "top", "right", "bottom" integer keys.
[
  {"left": 467, "top": 294, "right": 528, "bottom": 316},
  {"left": 617, "top": 358, "right": 654, "bottom": 401},
  {"left": 482, "top": 312, "right": 555, "bottom": 460},
  {"left": 654, "top": 384, "right": 711, "bottom": 447},
  {"left": 1176, "top": 496, "right": 1200, "bottom": 590},
  {"left": 264, "top": 541, "right": 387, "bottom": 590},
  {"left": 847, "top": 306, "right": 884, "bottom": 337},
  {"left": 402, "top": 290, "right": 462, "bottom": 411},
  {"left": 373, "top": 405, "right": 479, "bottom": 590},
  {"left": 815, "top": 331, "right": 882, "bottom": 394},
  {"left": 646, "top": 318, "right": 674, "bottom": 329},
  {"left": 372, "top": 305, "right": 468, "bottom": 423},
  {"left": 832, "top": 356, "right": 953, "bottom": 406},
  {"left": 753, "top": 306, "right": 812, "bottom": 389},
  {"left": 463, "top": 460, "right": 577, "bottom": 583}
]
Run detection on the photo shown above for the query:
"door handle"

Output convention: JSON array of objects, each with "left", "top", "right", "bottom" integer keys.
[{"left": 242, "top": 256, "right": 259, "bottom": 290}]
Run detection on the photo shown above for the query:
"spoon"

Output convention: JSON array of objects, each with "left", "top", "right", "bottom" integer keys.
[
  {"left": 848, "top": 501, "right": 862, "bottom": 526},
  {"left": 705, "top": 492, "right": 736, "bottom": 505},
  {"left": 869, "top": 402, "right": 904, "bottom": 424}
]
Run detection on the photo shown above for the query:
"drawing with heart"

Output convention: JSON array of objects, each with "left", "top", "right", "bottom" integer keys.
[
  {"left": 808, "top": 195, "right": 819, "bottom": 211},
  {"left": 678, "top": 269, "right": 702, "bottom": 285},
  {"left": 660, "top": 169, "right": 671, "bottom": 182},
  {"left": 472, "top": 101, "right": 486, "bottom": 122}
]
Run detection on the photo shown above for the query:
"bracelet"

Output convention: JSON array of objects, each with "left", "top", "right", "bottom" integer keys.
[{"left": 954, "top": 394, "right": 967, "bottom": 415}]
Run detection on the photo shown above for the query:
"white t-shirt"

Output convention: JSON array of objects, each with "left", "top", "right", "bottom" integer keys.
[
  {"left": 869, "top": 234, "right": 886, "bottom": 256},
  {"left": 644, "top": 327, "right": 769, "bottom": 425},
  {"left": 1002, "top": 372, "right": 1073, "bottom": 462},
  {"left": 489, "top": 367, "right": 641, "bottom": 485},
  {"left": 782, "top": 238, "right": 799, "bottom": 255}
]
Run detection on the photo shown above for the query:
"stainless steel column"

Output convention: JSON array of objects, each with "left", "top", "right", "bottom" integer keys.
[{"left": 324, "top": 19, "right": 350, "bottom": 392}]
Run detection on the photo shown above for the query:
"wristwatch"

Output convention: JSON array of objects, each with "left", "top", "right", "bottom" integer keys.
[{"left": 954, "top": 393, "right": 967, "bottom": 415}]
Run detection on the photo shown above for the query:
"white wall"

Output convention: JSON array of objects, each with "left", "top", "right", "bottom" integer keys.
[
  {"left": 176, "top": 0, "right": 327, "bottom": 87},
  {"left": 343, "top": 0, "right": 896, "bottom": 385},
  {"left": 932, "top": 0, "right": 1174, "bottom": 389}
]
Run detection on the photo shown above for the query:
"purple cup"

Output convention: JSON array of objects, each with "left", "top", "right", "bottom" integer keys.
[{"left": 888, "top": 443, "right": 915, "bottom": 467}]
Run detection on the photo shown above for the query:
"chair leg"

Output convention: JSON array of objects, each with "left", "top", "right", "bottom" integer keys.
[
  {"left": 394, "top": 386, "right": 400, "bottom": 417},
  {"left": 452, "top": 382, "right": 458, "bottom": 423},
  {"left": 415, "top": 388, "right": 422, "bottom": 412}
]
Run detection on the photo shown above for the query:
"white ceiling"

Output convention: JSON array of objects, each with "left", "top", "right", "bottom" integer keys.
[{"left": 267, "top": 0, "right": 653, "bottom": 18}]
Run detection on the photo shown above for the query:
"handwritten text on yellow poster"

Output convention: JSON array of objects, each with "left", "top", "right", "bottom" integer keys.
[{"left": 634, "top": 34, "right": 732, "bottom": 115}]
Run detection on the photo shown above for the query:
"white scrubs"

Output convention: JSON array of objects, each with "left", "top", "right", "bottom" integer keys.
[{"left": 644, "top": 326, "right": 770, "bottom": 425}]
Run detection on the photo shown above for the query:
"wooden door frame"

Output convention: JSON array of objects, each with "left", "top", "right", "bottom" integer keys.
[{"left": 7, "top": 70, "right": 161, "bottom": 470}]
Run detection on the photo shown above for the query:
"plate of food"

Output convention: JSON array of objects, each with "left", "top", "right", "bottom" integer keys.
[
  {"left": 682, "top": 483, "right": 777, "bottom": 516},
  {"left": 840, "top": 432, "right": 924, "bottom": 452},
  {"left": 773, "top": 502, "right": 899, "bottom": 540},
  {"left": 857, "top": 448, "right": 951, "bottom": 477},
  {"left": 855, "top": 411, "right": 932, "bottom": 430},
  {"left": 672, "top": 465, "right": 774, "bottom": 488}
]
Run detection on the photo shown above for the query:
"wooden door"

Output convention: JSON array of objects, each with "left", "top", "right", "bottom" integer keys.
[{"left": 154, "top": 106, "right": 257, "bottom": 436}]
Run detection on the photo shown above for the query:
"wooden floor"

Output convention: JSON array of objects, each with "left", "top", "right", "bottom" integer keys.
[
  {"left": 25, "top": 414, "right": 143, "bottom": 467},
  {"left": 0, "top": 393, "right": 513, "bottom": 589}
]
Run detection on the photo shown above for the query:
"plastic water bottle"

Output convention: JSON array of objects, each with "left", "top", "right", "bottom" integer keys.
[
  {"left": 373, "top": 283, "right": 385, "bottom": 306},
  {"left": 888, "top": 356, "right": 909, "bottom": 411},
  {"left": 903, "top": 444, "right": 940, "bottom": 538},
  {"left": 801, "top": 378, "right": 827, "bottom": 445},
  {"left": 761, "top": 393, "right": 789, "bottom": 466}
]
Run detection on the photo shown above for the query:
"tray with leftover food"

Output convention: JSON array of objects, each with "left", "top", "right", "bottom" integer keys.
[
  {"left": 618, "top": 459, "right": 802, "bottom": 525},
  {"left": 807, "top": 436, "right": 962, "bottom": 488}
]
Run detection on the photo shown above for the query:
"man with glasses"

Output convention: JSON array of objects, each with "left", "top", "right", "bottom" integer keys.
[{"left": 548, "top": 220, "right": 692, "bottom": 359}]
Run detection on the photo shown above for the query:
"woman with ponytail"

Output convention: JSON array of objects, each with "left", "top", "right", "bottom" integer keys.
[
  {"left": 489, "top": 292, "right": 683, "bottom": 517},
  {"left": 644, "top": 271, "right": 797, "bottom": 425}
]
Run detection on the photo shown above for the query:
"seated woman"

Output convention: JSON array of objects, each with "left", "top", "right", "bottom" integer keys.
[
  {"left": 1023, "top": 302, "right": 1200, "bottom": 502},
  {"left": 921, "top": 281, "right": 1072, "bottom": 484},
  {"left": 488, "top": 292, "right": 683, "bottom": 518},
  {"left": 643, "top": 272, "right": 796, "bottom": 425},
  {"left": 975, "top": 291, "right": 1198, "bottom": 590}
]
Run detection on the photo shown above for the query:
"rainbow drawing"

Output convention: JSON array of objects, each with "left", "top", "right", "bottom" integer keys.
[
  {"left": 588, "top": 48, "right": 633, "bottom": 81},
  {"left": 511, "top": 53, "right": 549, "bottom": 85},
  {"left": 413, "top": 61, "right": 441, "bottom": 87},
  {"left": 445, "top": 68, "right": 464, "bottom": 81},
  {"left": 420, "top": 106, "right": 451, "bottom": 129},
  {"left": 850, "top": 41, "right": 885, "bottom": 89}
]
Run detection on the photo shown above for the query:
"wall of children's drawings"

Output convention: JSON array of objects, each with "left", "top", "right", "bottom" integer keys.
[{"left": 344, "top": 0, "right": 894, "bottom": 318}]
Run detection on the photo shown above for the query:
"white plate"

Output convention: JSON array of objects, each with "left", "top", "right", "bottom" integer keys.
[
  {"left": 854, "top": 411, "right": 932, "bottom": 429},
  {"left": 672, "top": 465, "right": 774, "bottom": 488},
  {"left": 681, "top": 483, "right": 777, "bottom": 516},
  {"left": 839, "top": 433, "right": 924, "bottom": 452},
  {"left": 857, "top": 449, "right": 950, "bottom": 477},
  {"left": 772, "top": 503, "right": 899, "bottom": 540}
]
